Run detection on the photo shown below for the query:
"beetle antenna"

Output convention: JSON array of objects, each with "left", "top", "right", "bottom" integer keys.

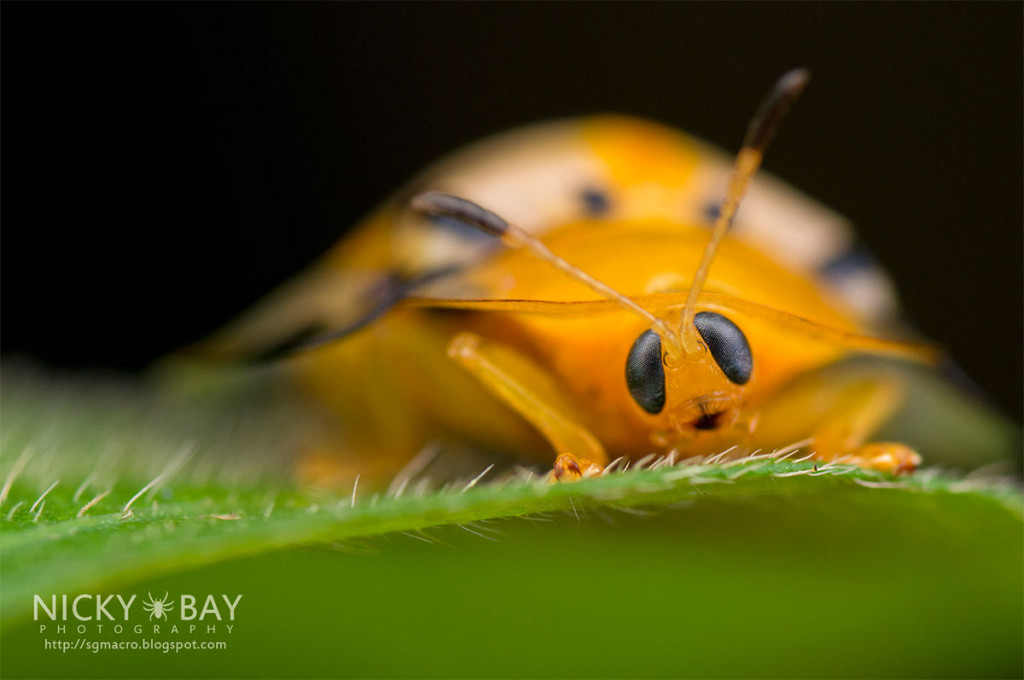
[
  {"left": 411, "top": 191, "right": 683, "bottom": 351},
  {"left": 677, "top": 68, "right": 810, "bottom": 353}
]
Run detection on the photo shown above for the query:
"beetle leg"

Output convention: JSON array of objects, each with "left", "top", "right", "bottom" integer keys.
[
  {"left": 447, "top": 331, "right": 607, "bottom": 481},
  {"left": 807, "top": 379, "right": 920, "bottom": 474},
  {"left": 754, "top": 363, "right": 920, "bottom": 474}
]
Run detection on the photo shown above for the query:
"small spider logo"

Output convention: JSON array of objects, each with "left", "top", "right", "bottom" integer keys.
[{"left": 142, "top": 592, "right": 174, "bottom": 621}]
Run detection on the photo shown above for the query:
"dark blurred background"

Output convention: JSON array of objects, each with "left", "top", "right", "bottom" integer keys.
[{"left": 2, "top": 3, "right": 1021, "bottom": 420}]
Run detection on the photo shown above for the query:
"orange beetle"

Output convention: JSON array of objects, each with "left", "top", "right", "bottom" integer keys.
[{"left": 195, "top": 70, "right": 936, "bottom": 486}]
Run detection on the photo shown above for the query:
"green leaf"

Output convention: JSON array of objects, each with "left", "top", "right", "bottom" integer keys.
[{"left": 1, "top": 366, "right": 1021, "bottom": 678}]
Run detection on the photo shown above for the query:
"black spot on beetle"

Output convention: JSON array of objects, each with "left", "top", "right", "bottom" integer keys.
[
  {"left": 702, "top": 202, "right": 721, "bottom": 223},
  {"left": 819, "top": 245, "right": 877, "bottom": 280},
  {"left": 581, "top": 187, "right": 611, "bottom": 216}
]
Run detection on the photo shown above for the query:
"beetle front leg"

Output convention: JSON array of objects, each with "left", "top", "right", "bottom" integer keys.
[
  {"left": 808, "top": 377, "right": 921, "bottom": 474},
  {"left": 447, "top": 332, "right": 607, "bottom": 481},
  {"left": 755, "top": 364, "right": 920, "bottom": 474}
]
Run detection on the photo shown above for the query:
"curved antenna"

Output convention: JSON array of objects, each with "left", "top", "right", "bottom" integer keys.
[
  {"left": 677, "top": 68, "right": 811, "bottom": 353},
  {"left": 407, "top": 292, "right": 942, "bottom": 365},
  {"left": 411, "top": 191, "right": 683, "bottom": 352}
]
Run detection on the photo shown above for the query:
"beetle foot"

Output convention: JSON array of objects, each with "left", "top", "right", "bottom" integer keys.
[
  {"left": 842, "top": 443, "right": 921, "bottom": 475},
  {"left": 550, "top": 453, "right": 604, "bottom": 482}
]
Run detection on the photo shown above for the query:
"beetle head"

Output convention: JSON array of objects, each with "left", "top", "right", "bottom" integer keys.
[
  {"left": 413, "top": 70, "right": 809, "bottom": 447},
  {"left": 626, "top": 310, "right": 753, "bottom": 444}
]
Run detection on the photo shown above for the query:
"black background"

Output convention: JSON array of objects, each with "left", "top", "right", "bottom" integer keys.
[{"left": 3, "top": 3, "right": 1021, "bottom": 420}]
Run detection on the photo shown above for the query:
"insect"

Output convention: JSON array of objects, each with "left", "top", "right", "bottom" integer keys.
[{"left": 196, "top": 69, "right": 939, "bottom": 486}]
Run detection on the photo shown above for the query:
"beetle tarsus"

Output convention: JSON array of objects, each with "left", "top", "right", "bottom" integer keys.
[{"left": 550, "top": 453, "right": 603, "bottom": 483}]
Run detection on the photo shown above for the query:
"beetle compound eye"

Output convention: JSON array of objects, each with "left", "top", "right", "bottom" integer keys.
[
  {"left": 625, "top": 330, "right": 666, "bottom": 414},
  {"left": 693, "top": 312, "right": 752, "bottom": 385}
]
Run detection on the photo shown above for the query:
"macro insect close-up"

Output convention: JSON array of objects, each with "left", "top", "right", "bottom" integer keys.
[
  {"left": 185, "top": 70, "right": 971, "bottom": 487},
  {"left": 2, "top": 5, "right": 1020, "bottom": 680}
]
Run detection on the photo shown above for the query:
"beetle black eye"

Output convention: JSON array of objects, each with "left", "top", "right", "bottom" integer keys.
[
  {"left": 625, "top": 330, "right": 666, "bottom": 414},
  {"left": 581, "top": 187, "right": 611, "bottom": 216},
  {"left": 693, "top": 312, "right": 752, "bottom": 385}
]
